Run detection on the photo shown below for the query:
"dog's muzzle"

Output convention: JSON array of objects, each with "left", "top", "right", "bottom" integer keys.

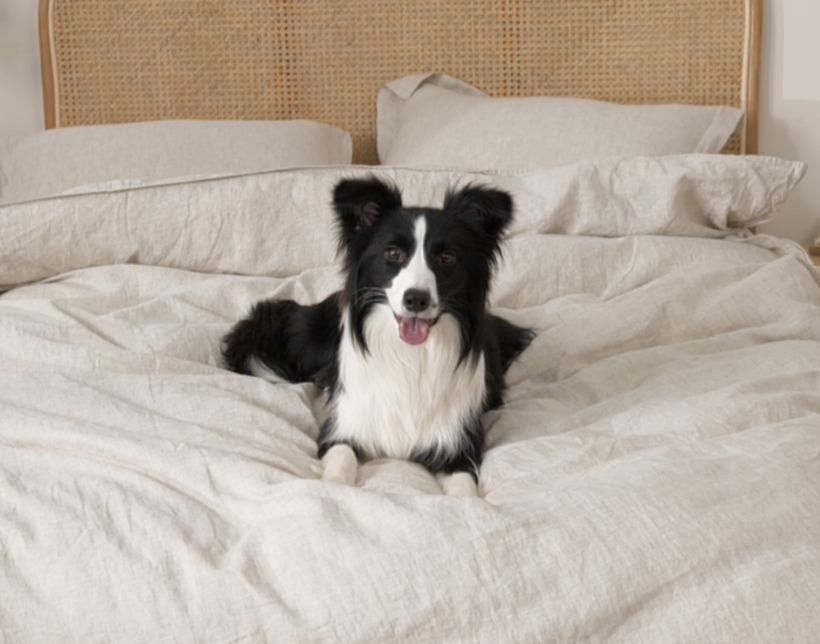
[{"left": 396, "top": 288, "right": 437, "bottom": 344}]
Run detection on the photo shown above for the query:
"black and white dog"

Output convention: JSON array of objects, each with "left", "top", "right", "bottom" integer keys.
[{"left": 222, "top": 177, "right": 533, "bottom": 495}]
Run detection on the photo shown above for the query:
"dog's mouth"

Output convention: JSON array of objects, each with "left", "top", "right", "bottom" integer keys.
[{"left": 394, "top": 315, "right": 437, "bottom": 345}]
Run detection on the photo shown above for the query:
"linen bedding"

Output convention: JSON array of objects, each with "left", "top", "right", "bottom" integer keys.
[
  {"left": 1, "top": 157, "right": 819, "bottom": 643},
  {"left": 376, "top": 73, "right": 744, "bottom": 170}
]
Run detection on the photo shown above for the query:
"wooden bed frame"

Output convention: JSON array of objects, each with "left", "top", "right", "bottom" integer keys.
[{"left": 39, "top": 0, "right": 762, "bottom": 164}]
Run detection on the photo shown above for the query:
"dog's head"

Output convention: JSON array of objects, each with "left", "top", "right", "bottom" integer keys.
[{"left": 332, "top": 176, "right": 513, "bottom": 348}]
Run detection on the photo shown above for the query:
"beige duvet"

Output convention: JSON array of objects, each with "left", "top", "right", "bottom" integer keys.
[{"left": 1, "top": 158, "right": 819, "bottom": 643}]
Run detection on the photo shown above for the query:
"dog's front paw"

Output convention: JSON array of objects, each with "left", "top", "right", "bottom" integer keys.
[
  {"left": 438, "top": 472, "right": 479, "bottom": 497},
  {"left": 321, "top": 444, "right": 358, "bottom": 485}
]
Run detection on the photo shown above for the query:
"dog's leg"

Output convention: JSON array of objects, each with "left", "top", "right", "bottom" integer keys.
[
  {"left": 321, "top": 443, "right": 358, "bottom": 485},
  {"left": 438, "top": 472, "right": 479, "bottom": 497}
]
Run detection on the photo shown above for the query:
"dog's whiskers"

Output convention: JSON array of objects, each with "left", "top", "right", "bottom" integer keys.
[{"left": 351, "top": 287, "right": 386, "bottom": 307}]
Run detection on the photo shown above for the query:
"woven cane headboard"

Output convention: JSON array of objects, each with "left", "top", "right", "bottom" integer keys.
[{"left": 39, "top": 0, "right": 762, "bottom": 164}]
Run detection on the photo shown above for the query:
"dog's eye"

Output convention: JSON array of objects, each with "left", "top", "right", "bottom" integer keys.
[
  {"left": 385, "top": 247, "right": 406, "bottom": 263},
  {"left": 437, "top": 251, "right": 457, "bottom": 266}
]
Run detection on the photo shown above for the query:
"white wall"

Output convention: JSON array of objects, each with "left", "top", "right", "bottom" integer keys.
[
  {"left": 757, "top": 0, "right": 820, "bottom": 243},
  {"left": 1, "top": 0, "right": 818, "bottom": 243},
  {"left": 0, "top": 0, "right": 42, "bottom": 135}
]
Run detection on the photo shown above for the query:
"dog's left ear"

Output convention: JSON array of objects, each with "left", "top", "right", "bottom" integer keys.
[
  {"left": 443, "top": 185, "right": 514, "bottom": 239},
  {"left": 333, "top": 177, "right": 403, "bottom": 247}
]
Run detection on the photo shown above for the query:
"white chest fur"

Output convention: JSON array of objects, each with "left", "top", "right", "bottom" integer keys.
[{"left": 330, "top": 305, "right": 487, "bottom": 460}]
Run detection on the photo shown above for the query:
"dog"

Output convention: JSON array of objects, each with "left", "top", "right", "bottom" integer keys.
[{"left": 222, "top": 176, "right": 533, "bottom": 496}]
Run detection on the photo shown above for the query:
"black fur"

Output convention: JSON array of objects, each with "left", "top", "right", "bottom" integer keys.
[
  {"left": 222, "top": 176, "right": 534, "bottom": 479},
  {"left": 222, "top": 293, "right": 341, "bottom": 389}
]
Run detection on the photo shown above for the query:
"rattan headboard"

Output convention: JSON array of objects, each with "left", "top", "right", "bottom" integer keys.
[{"left": 39, "top": 0, "right": 761, "bottom": 163}]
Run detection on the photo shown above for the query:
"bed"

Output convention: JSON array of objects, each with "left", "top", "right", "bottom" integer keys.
[{"left": 3, "top": 0, "right": 820, "bottom": 641}]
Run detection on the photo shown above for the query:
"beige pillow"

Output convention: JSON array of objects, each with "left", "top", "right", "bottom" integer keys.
[
  {"left": 0, "top": 154, "right": 806, "bottom": 289},
  {"left": 377, "top": 73, "right": 743, "bottom": 171},
  {"left": 0, "top": 119, "right": 352, "bottom": 203}
]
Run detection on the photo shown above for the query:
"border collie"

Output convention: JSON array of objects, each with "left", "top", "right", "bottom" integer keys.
[{"left": 222, "top": 177, "right": 533, "bottom": 496}]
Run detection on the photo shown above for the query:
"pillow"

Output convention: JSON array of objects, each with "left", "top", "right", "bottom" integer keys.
[
  {"left": 0, "top": 155, "right": 805, "bottom": 290},
  {"left": 0, "top": 120, "right": 352, "bottom": 204},
  {"left": 377, "top": 73, "right": 744, "bottom": 171}
]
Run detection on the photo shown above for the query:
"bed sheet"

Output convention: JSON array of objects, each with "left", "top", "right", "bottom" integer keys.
[{"left": 2, "top": 225, "right": 820, "bottom": 642}]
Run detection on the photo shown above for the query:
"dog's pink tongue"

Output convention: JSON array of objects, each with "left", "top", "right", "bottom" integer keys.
[{"left": 399, "top": 317, "right": 431, "bottom": 345}]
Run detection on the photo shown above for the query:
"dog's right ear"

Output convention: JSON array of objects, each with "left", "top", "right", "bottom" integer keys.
[{"left": 332, "top": 177, "right": 402, "bottom": 246}]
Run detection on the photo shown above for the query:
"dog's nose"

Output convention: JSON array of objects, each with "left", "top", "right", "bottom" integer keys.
[{"left": 403, "top": 288, "right": 431, "bottom": 313}]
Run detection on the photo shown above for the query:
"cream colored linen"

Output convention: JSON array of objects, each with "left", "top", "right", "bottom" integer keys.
[
  {"left": 0, "top": 155, "right": 805, "bottom": 289},
  {"left": 0, "top": 119, "right": 353, "bottom": 204},
  {"left": 2, "top": 232, "right": 820, "bottom": 642},
  {"left": 2, "top": 162, "right": 819, "bottom": 642},
  {"left": 377, "top": 73, "right": 744, "bottom": 170}
]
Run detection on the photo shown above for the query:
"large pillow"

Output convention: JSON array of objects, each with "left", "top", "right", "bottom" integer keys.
[
  {"left": 377, "top": 73, "right": 744, "bottom": 171},
  {"left": 0, "top": 120, "right": 352, "bottom": 204},
  {"left": 0, "top": 155, "right": 805, "bottom": 290}
]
